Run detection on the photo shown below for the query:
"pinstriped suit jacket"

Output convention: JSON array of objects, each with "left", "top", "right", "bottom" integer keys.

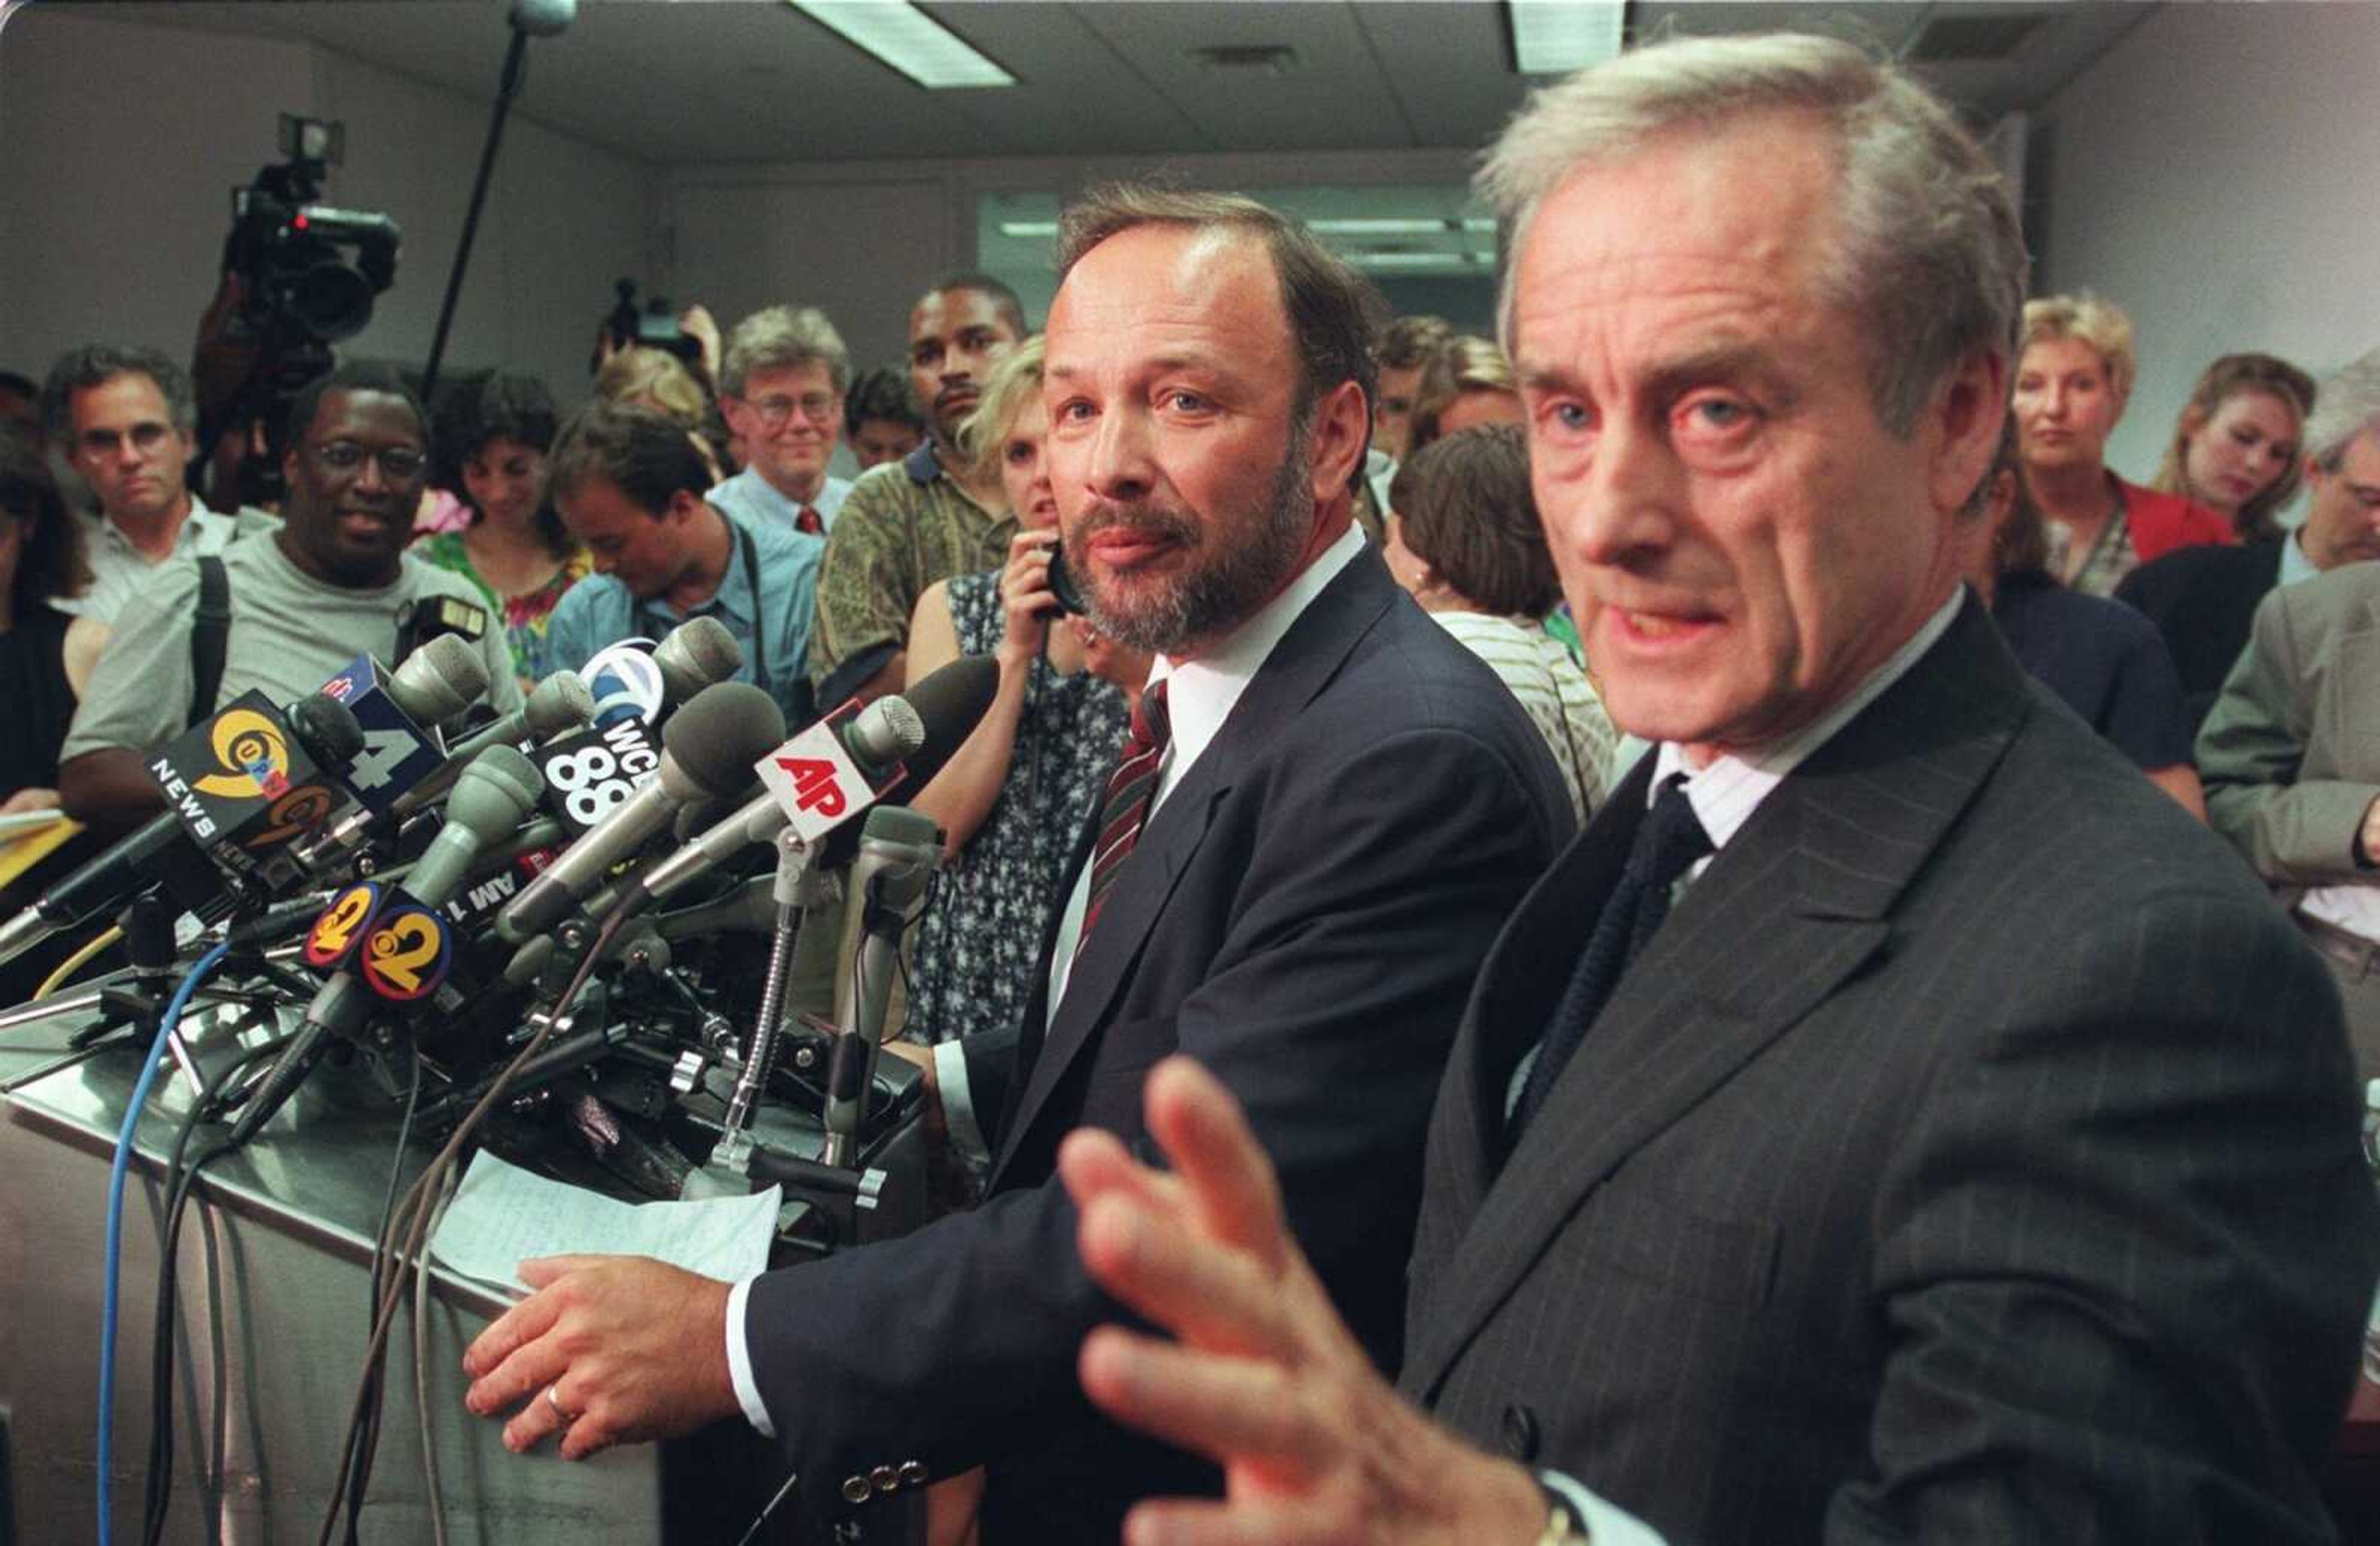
[{"left": 1402, "top": 597, "right": 2379, "bottom": 1544}]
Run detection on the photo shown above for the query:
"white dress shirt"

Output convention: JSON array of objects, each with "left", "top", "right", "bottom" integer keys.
[{"left": 726, "top": 522, "right": 1367, "bottom": 1436}]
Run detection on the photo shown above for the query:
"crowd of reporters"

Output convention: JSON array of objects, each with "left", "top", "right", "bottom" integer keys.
[
  {"left": 6, "top": 261, "right": 2379, "bottom": 1064},
  {"left": 4, "top": 69, "right": 2379, "bottom": 1529}
]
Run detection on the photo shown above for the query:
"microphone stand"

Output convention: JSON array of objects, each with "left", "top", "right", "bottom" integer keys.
[
  {"left": 419, "top": 21, "right": 533, "bottom": 403},
  {"left": 818, "top": 811, "right": 940, "bottom": 1169},
  {"left": 692, "top": 826, "right": 831, "bottom": 1188}
]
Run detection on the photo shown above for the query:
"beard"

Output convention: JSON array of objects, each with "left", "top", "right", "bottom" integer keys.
[{"left": 1070, "top": 416, "right": 1314, "bottom": 656}]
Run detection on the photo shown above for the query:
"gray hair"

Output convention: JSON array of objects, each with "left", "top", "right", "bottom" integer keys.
[
  {"left": 43, "top": 342, "right": 198, "bottom": 443},
  {"left": 1477, "top": 32, "right": 2027, "bottom": 437},
  {"left": 721, "top": 305, "right": 851, "bottom": 399},
  {"left": 2304, "top": 348, "right": 2380, "bottom": 473}
]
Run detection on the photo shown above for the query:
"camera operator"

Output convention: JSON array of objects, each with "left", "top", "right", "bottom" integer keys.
[
  {"left": 43, "top": 344, "right": 276, "bottom": 625},
  {"left": 56, "top": 363, "right": 518, "bottom": 829}
]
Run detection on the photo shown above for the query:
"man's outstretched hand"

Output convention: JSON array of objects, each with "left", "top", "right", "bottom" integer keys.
[
  {"left": 462, "top": 1254, "right": 740, "bottom": 1461},
  {"left": 1059, "top": 1057, "right": 1548, "bottom": 1546}
]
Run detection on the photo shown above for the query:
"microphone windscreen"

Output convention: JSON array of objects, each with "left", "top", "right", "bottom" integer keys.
[
  {"left": 286, "top": 693, "right": 365, "bottom": 767},
  {"left": 392, "top": 633, "right": 491, "bottom": 723},
  {"left": 525, "top": 671, "right": 596, "bottom": 740},
  {"left": 509, "top": 0, "right": 576, "bottom": 38},
  {"left": 889, "top": 654, "right": 1001, "bottom": 795},
  {"left": 447, "top": 744, "right": 545, "bottom": 837},
  {"left": 654, "top": 616, "right": 743, "bottom": 704},
  {"left": 662, "top": 682, "right": 788, "bottom": 797}
]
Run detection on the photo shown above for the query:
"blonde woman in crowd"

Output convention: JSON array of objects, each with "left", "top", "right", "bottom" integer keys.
[
  {"left": 897, "top": 337, "right": 1147, "bottom": 1049},
  {"left": 2012, "top": 293, "right": 2232, "bottom": 594},
  {"left": 2148, "top": 351, "right": 2316, "bottom": 542},
  {"left": 1404, "top": 334, "right": 1525, "bottom": 456}
]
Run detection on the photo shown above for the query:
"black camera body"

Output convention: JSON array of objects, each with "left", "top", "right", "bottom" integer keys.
[
  {"left": 214, "top": 117, "right": 403, "bottom": 506},
  {"left": 226, "top": 159, "right": 400, "bottom": 350},
  {"left": 597, "top": 278, "right": 706, "bottom": 370}
]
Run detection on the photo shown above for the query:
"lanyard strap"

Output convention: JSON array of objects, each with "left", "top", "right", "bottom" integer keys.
[{"left": 737, "top": 521, "right": 769, "bottom": 691}]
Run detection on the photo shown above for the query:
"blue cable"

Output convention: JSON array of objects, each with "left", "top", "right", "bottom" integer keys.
[{"left": 97, "top": 941, "right": 229, "bottom": 1546}]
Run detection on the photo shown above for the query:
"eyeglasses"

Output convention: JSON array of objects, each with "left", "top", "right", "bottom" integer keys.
[
  {"left": 743, "top": 392, "right": 842, "bottom": 429},
  {"left": 312, "top": 441, "right": 428, "bottom": 480},
  {"left": 77, "top": 422, "right": 177, "bottom": 457}
]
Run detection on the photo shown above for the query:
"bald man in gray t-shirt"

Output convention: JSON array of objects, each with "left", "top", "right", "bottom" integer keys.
[
  {"left": 58, "top": 369, "right": 524, "bottom": 827},
  {"left": 61, "top": 533, "right": 519, "bottom": 766}
]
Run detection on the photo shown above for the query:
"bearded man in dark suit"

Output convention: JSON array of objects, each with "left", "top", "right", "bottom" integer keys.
[
  {"left": 459, "top": 188, "right": 1574, "bottom": 1541},
  {"left": 1059, "top": 33, "right": 2379, "bottom": 1546}
]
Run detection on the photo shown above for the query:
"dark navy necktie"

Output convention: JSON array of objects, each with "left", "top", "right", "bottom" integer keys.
[{"left": 1510, "top": 773, "right": 1712, "bottom": 1139}]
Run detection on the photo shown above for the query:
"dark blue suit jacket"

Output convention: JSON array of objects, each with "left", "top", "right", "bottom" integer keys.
[{"left": 746, "top": 547, "right": 1576, "bottom": 1539}]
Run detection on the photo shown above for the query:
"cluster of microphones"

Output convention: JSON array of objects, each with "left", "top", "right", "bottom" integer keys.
[{"left": 1, "top": 619, "right": 1000, "bottom": 1209}]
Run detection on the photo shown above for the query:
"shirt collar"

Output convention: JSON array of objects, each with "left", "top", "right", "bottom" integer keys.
[
  {"left": 902, "top": 441, "right": 945, "bottom": 485},
  {"left": 1652, "top": 586, "right": 1965, "bottom": 857},
  {"left": 1149, "top": 522, "right": 1367, "bottom": 780},
  {"left": 645, "top": 508, "right": 756, "bottom": 628},
  {"left": 2280, "top": 527, "right": 2322, "bottom": 587},
  {"left": 84, "top": 493, "right": 227, "bottom": 555}
]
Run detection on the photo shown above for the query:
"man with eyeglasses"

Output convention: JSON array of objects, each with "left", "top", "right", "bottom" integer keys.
[
  {"left": 711, "top": 305, "right": 853, "bottom": 539},
  {"left": 57, "top": 363, "right": 520, "bottom": 828},
  {"left": 41, "top": 343, "right": 276, "bottom": 625}
]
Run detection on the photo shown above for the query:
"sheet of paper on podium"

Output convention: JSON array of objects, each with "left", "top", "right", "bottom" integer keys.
[
  {"left": 430, "top": 1150, "right": 781, "bottom": 1294},
  {"left": 0, "top": 809, "right": 79, "bottom": 890}
]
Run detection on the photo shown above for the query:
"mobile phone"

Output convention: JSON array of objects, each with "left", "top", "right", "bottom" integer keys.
[{"left": 1045, "top": 542, "right": 1090, "bottom": 618}]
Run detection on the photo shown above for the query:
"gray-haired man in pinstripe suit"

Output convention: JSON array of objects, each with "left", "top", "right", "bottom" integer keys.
[{"left": 1060, "top": 32, "right": 2379, "bottom": 1546}]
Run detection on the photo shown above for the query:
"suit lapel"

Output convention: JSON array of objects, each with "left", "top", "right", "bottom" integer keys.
[
  {"left": 2325, "top": 583, "right": 2380, "bottom": 780},
  {"left": 1406, "top": 599, "right": 2031, "bottom": 1397},
  {"left": 993, "top": 552, "right": 1401, "bottom": 1173},
  {"left": 1424, "top": 755, "right": 1655, "bottom": 1225}
]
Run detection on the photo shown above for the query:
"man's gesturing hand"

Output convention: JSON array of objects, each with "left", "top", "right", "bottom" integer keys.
[
  {"left": 462, "top": 1254, "right": 741, "bottom": 1461},
  {"left": 1059, "top": 1057, "right": 1548, "bottom": 1546}
]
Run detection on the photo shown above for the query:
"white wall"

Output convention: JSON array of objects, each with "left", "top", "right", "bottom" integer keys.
[
  {"left": 0, "top": 5, "right": 657, "bottom": 407},
  {"left": 2034, "top": 0, "right": 2380, "bottom": 487},
  {"left": 661, "top": 148, "right": 1479, "bottom": 378}
]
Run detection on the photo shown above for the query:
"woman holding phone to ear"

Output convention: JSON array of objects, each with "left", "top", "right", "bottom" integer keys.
[{"left": 901, "top": 338, "right": 1150, "bottom": 1049}]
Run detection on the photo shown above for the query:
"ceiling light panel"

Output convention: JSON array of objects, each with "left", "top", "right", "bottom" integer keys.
[
  {"left": 788, "top": 1, "right": 1016, "bottom": 90},
  {"left": 1506, "top": 1, "right": 1625, "bottom": 76}
]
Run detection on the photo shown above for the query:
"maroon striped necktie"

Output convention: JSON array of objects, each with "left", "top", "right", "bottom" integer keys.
[{"left": 1075, "top": 679, "right": 1172, "bottom": 958}]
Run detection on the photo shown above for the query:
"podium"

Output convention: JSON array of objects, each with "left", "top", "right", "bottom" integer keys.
[{"left": 0, "top": 1000, "right": 770, "bottom": 1544}]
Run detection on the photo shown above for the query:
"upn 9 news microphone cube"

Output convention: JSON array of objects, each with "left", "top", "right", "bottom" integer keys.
[{"left": 146, "top": 689, "right": 342, "bottom": 892}]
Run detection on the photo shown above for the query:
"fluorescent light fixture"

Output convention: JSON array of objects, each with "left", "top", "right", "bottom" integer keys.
[
  {"left": 1461, "top": 217, "right": 1498, "bottom": 233},
  {"left": 1506, "top": 0, "right": 1624, "bottom": 76},
  {"left": 788, "top": 1, "right": 1015, "bottom": 89},
  {"left": 1308, "top": 218, "right": 1451, "bottom": 237},
  {"left": 1349, "top": 252, "right": 1484, "bottom": 272},
  {"left": 998, "top": 221, "right": 1060, "bottom": 239}
]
